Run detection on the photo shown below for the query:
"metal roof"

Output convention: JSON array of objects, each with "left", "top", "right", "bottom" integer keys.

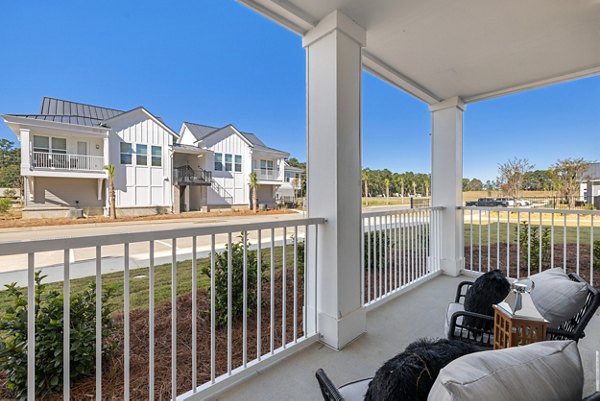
[
  {"left": 40, "top": 97, "right": 124, "bottom": 120},
  {"left": 580, "top": 163, "right": 600, "bottom": 181},
  {"left": 185, "top": 121, "right": 288, "bottom": 156}
]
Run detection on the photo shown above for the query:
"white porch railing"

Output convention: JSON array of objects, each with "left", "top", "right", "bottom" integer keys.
[
  {"left": 32, "top": 151, "right": 105, "bottom": 172},
  {"left": 0, "top": 218, "right": 324, "bottom": 400},
  {"left": 462, "top": 206, "right": 599, "bottom": 287},
  {"left": 255, "top": 169, "right": 280, "bottom": 181},
  {"left": 361, "top": 207, "right": 444, "bottom": 307}
]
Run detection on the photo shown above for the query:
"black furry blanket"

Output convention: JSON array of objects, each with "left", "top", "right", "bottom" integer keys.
[
  {"left": 364, "top": 338, "right": 479, "bottom": 401},
  {"left": 464, "top": 269, "right": 510, "bottom": 328}
]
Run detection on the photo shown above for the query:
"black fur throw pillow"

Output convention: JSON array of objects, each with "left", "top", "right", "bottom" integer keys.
[
  {"left": 463, "top": 269, "right": 510, "bottom": 328},
  {"left": 364, "top": 338, "right": 479, "bottom": 401}
]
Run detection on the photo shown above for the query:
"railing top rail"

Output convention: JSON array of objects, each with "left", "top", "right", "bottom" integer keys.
[
  {"left": 32, "top": 151, "right": 103, "bottom": 158},
  {"left": 460, "top": 205, "right": 600, "bottom": 216},
  {"left": 362, "top": 206, "right": 444, "bottom": 218},
  {"left": 0, "top": 217, "right": 326, "bottom": 256}
]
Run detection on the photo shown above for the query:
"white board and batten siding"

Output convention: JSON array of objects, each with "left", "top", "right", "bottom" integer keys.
[
  {"left": 203, "top": 127, "right": 252, "bottom": 206},
  {"left": 108, "top": 110, "right": 174, "bottom": 208}
]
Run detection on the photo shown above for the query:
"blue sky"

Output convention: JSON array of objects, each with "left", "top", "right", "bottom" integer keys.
[{"left": 0, "top": 1, "right": 598, "bottom": 182}]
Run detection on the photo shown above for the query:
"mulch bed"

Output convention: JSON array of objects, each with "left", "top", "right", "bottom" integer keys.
[
  {"left": 465, "top": 243, "right": 600, "bottom": 288},
  {"left": 0, "top": 269, "right": 304, "bottom": 400}
]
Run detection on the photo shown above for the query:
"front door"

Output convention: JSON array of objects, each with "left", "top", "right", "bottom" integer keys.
[{"left": 77, "top": 141, "right": 87, "bottom": 170}]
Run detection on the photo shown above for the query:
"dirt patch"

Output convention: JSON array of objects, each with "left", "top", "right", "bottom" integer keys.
[
  {"left": 0, "top": 269, "right": 304, "bottom": 400},
  {"left": 0, "top": 209, "right": 296, "bottom": 230},
  {"left": 465, "top": 243, "right": 600, "bottom": 288}
]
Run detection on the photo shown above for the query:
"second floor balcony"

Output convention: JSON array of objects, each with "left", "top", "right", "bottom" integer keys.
[
  {"left": 173, "top": 165, "right": 212, "bottom": 186},
  {"left": 31, "top": 151, "right": 105, "bottom": 172},
  {"left": 255, "top": 168, "right": 281, "bottom": 182}
]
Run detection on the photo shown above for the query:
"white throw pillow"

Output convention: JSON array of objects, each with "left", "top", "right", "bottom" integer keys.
[
  {"left": 428, "top": 340, "right": 583, "bottom": 401},
  {"left": 530, "top": 268, "right": 588, "bottom": 328}
]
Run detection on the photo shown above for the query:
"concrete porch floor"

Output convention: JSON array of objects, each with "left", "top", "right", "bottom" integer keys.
[{"left": 215, "top": 274, "right": 600, "bottom": 401}]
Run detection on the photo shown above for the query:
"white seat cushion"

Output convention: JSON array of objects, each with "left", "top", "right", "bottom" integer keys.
[
  {"left": 445, "top": 302, "right": 464, "bottom": 336},
  {"left": 530, "top": 268, "right": 588, "bottom": 328},
  {"left": 338, "top": 378, "right": 371, "bottom": 401},
  {"left": 428, "top": 340, "right": 583, "bottom": 401}
]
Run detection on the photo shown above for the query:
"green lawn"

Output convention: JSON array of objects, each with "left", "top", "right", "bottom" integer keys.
[
  {"left": 464, "top": 221, "right": 600, "bottom": 246},
  {"left": 0, "top": 245, "right": 301, "bottom": 313}
]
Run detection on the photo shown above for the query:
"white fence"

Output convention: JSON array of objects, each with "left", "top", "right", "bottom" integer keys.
[
  {"left": 361, "top": 207, "right": 443, "bottom": 307},
  {"left": 462, "top": 206, "right": 600, "bottom": 286},
  {"left": 32, "top": 152, "right": 105, "bottom": 172},
  {"left": 0, "top": 217, "right": 324, "bottom": 400}
]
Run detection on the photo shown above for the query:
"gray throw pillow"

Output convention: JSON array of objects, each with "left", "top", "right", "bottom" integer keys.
[
  {"left": 428, "top": 340, "right": 583, "bottom": 401},
  {"left": 530, "top": 268, "right": 588, "bottom": 328}
]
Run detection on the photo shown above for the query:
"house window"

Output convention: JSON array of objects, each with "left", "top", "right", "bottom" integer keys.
[
  {"left": 33, "top": 136, "right": 50, "bottom": 153},
  {"left": 151, "top": 146, "right": 162, "bottom": 167},
  {"left": 215, "top": 153, "right": 223, "bottom": 171},
  {"left": 136, "top": 144, "right": 147, "bottom": 165},
  {"left": 234, "top": 155, "right": 242, "bottom": 172},
  {"left": 260, "top": 159, "right": 274, "bottom": 172},
  {"left": 51, "top": 138, "right": 67, "bottom": 154},
  {"left": 225, "top": 154, "right": 233, "bottom": 172},
  {"left": 120, "top": 142, "right": 132, "bottom": 165}
]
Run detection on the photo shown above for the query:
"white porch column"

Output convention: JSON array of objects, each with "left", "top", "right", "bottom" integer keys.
[
  {"left": 303, "top": 10, "right": 366, "bottom": 350},
  {"left": 19, "top": 129, "right": 31, "bottom": 172},
  {"left": 430, "top": 97, "right": 465, "bottom": 277}
]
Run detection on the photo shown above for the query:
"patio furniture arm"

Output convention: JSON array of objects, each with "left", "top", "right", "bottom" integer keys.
[
  {"left": 454, "top": 281, "right": 474, "bottom": 303},
  {"left": 583, "top": 391, "right": 600, "bottom": 401},
  {"left": 448, "top": 310, "right": 494, "bottom": 348},
  {"left": 316, "top": 369, "right": 345, "bottom": 401}
]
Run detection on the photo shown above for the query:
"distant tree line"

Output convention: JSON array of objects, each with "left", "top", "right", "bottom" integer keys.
[
  {"left": 361, "top": 169, "right": 430, "bottom": 197},
  {"left": 0, "top": 139, "right": 21, "bottom": 189}
]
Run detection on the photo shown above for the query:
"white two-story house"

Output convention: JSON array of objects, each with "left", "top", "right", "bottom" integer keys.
[
  {"left": 2, "top": 97, "right": 177, "bottom": 218},
  {"left": 178, "top": 122, "right": 289, "bottom": 209}
]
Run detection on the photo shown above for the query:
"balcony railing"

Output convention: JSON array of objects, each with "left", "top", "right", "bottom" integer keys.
[
  {"left": 462, "top": 206, "right": 599, "bottom": 287},
  {"left": 0, "top": 217, "right": 324, "bottom": 400},
  {"left": 362, "top": 207, "right": 444, "bottom": 307},
  {"left": 255, "top": 169, "right": 280, "bottom": 181},
  {"left": 173, "top": 165, "right": 212, "bottom": 186},
  {"left": 32, "top": 151, "right": 104, "bottom": 172}
]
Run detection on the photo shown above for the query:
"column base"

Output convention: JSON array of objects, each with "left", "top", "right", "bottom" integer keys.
[
  {"left": 441, "top": 257, "right": 464, "bottom": 277},
  {"left": 318, "top": 307, "right": 367, "bottom": 350}
]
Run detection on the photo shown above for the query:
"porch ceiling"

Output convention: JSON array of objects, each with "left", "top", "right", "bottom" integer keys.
[{"left": 239, "top": 0, "right": 600, "bottom": 103}]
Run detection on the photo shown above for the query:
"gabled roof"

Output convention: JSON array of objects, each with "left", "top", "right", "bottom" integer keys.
[
  {"left": 2, "top": 97, "right": 177, "bottom": 136},
  {"left": 100, "top": 106, "right": 178, "bottom": 137},
  {"left": 579, "top": 163, "right": 600, "bottom": 181},
  {"left": 184, "top": 121, "right": 289, "bottom": 157}
]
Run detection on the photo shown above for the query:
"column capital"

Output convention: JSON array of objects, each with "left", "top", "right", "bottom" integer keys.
[
  {"left": 302, "top": 10, "right": 366, "bottom": 48},
  {"left": 429, "top": 96, "right": 466, "bottom": 113}
]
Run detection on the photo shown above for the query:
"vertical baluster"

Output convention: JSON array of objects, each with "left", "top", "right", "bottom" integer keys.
[
  {"left": 383, "top": 215, "right": 387, "bottom": 296},
  {"left": 367, "top": 217, "right": 371, "bottom": 303},
  {"left": 63, "top": 249, "right": 70, "bottom": 401},
  {"left": 591, "top": 215, "right": 595, "bottom": 286},
  {"left": 361, "top": 216, "right": 365, "bottom": 304},
  {"left": 378, "top": 215, "right": 382, "bottom": 298},
  {"left": 95, "top": 246, "right": 102, "bottom": 400},
  {"left": 487, "top": 210, "right": 491, "bottom": 272},
  {"left": 171, "top": 238, "right": 177, "bottom": 399},
  {"left": 507, "top": 211, "right": 511, "bottom": 277},
  {"left": 270, "top": 228, "right": 275, "bottom": 353},
  {"left": 314, "top": 224, "right": 319, "bottom": 333},
  {"left": 257, "top": 230, "right": 262, "bottom": 360},
  {"left": 470, "top": 209, "right": 473, "bottom": 271},
  {"left": 516, "top": 212, "right": 520, "bottom": 279},
  {"left": 401, "top": 212, "right": 405, "bottom": 284},
  {"left": 577, "top": 214, "right": 580, "bottom": 275},
  {"left": 539, "top": 213, "right": 543, "bottom": 273},
  {"left": 564, "top": 213, "right": 567, "bottom": 271},
  {"left": 478, "top": 210, "right": 482, "bottom": 272},
  {"left": 282, "top": 227, "right": 287, "bottom": 348},
  {"left": 149, "top": 241, "right": 155, "bottom": 397},
  {"left": 189, "top": 237, "right": 197, "bottom": 391},
  {"left": 551, "top": 212, "right": 555, "bottom": 268},
  {"left": 497, "top": 211, "right": 500, "bottom": 270},
  {"left": 27, "top": 253, "right": 35, "bottom": 401},
  {"left": 210, "top": 235, "right": 216, "bottom": 382},
  {"left": 124, "top": 243, "right": 130, "bottom": 400},
  {"left": 527, "top": 212, "right": 531, "bottom": 277},
  {"left": 293, "top": 226, "right": 298, "bottom": 343},
  {"left": 227, "top": 233, "right": 233, "bottom": 373},
  {"left": 243, "top": 231, "right": 248, "bottom": 365}
]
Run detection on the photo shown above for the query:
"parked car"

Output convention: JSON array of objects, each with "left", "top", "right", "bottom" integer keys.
[
  {"left": 497, "top": 198, "right": 516, "bottom": 207},
  {"left": 515, "top": 199, "right": 532, "bottom": 207},
  {"left": 473, "top": 198, "right": 504, "bottom": 207}
]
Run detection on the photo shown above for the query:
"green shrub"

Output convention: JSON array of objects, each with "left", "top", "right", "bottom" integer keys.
[
  {"left": 0, "top": 198, "right": 12, "bottom": 214},
  {"left": 0, "top": 272, "right": 115, "bottom": 399},
  {"left": 516, "top": 221, "right": 551, "bottom": 271},
  {"left": 203, "top": 234, "right": 262, "bottom": 328}
]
